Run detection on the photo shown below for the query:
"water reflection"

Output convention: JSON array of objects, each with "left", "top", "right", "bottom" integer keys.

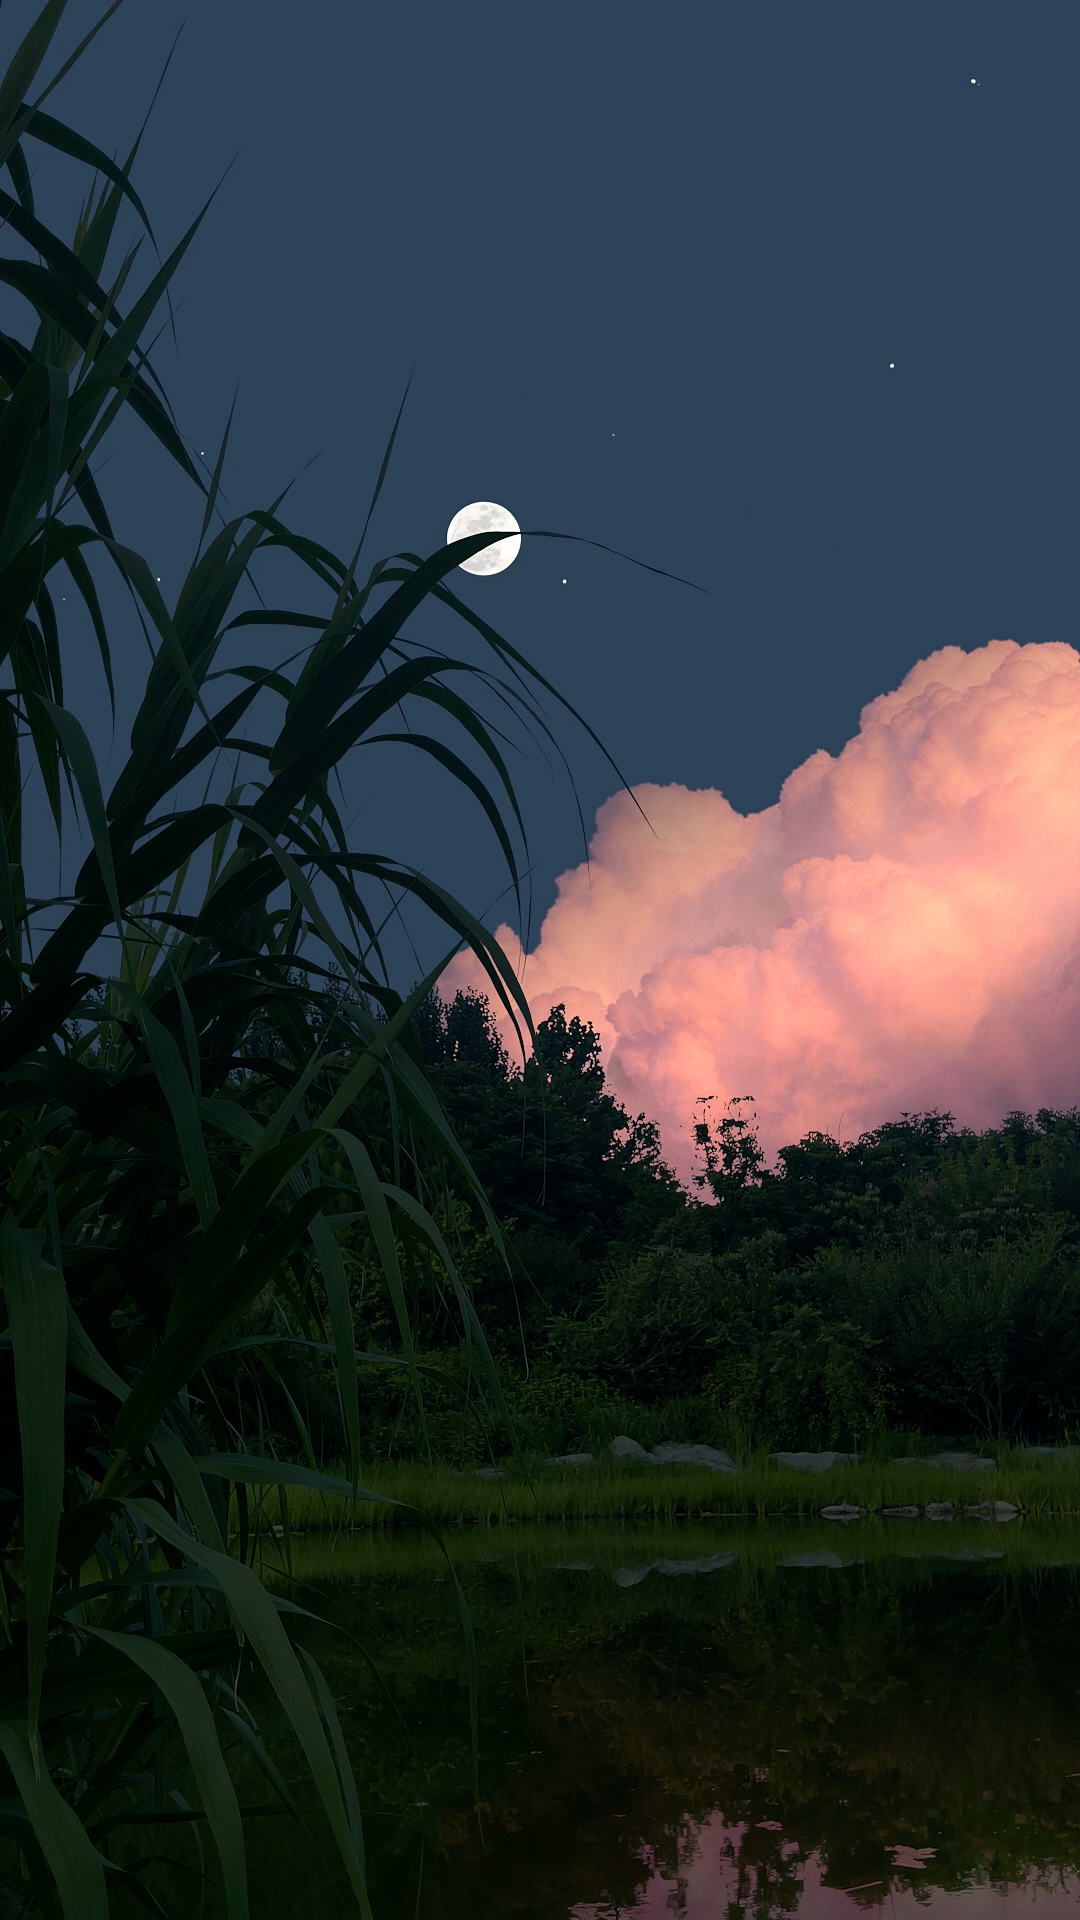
[
  {"left": 256, "top": 1521, "right": 1080, "bottom": 1918},
  {"left": 571, "top": 1817, "right": 1080, "bottom": 1915}
]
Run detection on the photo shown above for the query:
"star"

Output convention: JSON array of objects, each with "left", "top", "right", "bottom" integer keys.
[
  {"left": 889, "top": 362, "right": 895, "bottom": 369},
  {"left": 562, "top": 578, "right": 567, "bottom": 584}
]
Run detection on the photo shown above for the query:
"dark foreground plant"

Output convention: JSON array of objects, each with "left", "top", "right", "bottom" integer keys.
[{"left": 0, "top": 5, "right": 679, "bottom": 1912}]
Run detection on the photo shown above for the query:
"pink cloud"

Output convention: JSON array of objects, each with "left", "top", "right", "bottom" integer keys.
[{"left": 446, "top": 641, "right": 1080, "bottom": 1182}]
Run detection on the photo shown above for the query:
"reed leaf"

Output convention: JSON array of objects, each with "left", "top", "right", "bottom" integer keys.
[{"left": 0, "top": 1721, "right": 108, "bottom": 1920}]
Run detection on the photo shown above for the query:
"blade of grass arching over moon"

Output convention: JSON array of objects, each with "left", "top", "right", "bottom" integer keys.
[{"left": 267, "top": 535, "right": 519, "bottom": 768}]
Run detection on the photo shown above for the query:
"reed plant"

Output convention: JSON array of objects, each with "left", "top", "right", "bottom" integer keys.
[{"left": 0, "top": 4, "right": 655, "bottom": 1912}]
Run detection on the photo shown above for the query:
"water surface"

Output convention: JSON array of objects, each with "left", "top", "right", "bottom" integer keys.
[{"left": 255, "top": 1519, "right": 1080, "bottom": 1918}]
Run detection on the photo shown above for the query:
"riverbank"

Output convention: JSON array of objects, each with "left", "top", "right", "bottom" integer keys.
[{"left": 240, "top": 1447, "right": 1080, "bottom": 1531}]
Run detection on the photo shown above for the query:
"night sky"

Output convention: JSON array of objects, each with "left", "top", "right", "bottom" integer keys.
[{"left": 11, "top": 0, "right": 1079, "bottom": 976}]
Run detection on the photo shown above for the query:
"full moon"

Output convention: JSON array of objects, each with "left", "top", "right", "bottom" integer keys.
[{"left": 446, "top": 501, "right": 521, "bottom": 576}]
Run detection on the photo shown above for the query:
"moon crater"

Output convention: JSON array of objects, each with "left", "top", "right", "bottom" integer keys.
[{"left": 446, "top": 501, "right": 521, "bottom": 575}]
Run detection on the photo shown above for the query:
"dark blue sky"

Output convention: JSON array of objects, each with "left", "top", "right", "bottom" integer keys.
[{"left": 11, "top": 0, "right": 1079, "bottom": 973}]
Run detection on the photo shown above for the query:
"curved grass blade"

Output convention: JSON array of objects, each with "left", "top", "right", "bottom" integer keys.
[
  {"left": 126, "top": 1499, "right": 372, "bottom": 1919},
  {"left": 88, "top": 1627, "right": 249, "bottom": 1920},
  {"left": 0, "top": 1721, "right": 108, "bottom": 1920}
]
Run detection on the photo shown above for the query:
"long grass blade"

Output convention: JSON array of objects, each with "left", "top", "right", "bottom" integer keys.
[
  {"left": 127, "top": 1499, "right": 373, "bottom": 1919},
  {"left": 0, "top": 1721, "right": 108, "bottom": 1920},
  {"left": 0, "top": 1214, "right": 66, "bottom": 1753},
  {"left": 88, "top": 1627, "right": 249, "bottom": 1920}
]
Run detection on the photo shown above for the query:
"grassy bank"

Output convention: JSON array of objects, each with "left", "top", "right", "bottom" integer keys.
[{"left": 237, "top": 1448, "right": 1080, "bottom": 1532}]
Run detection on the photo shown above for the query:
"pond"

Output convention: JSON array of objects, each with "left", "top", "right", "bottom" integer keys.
[{"left": 251, "top": 1519, "right": 1080, "bottom": 1918}]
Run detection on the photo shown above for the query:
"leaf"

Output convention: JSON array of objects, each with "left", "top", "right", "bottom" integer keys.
[
  {"left": 0, "top": 1721, "right": 108, "bottom": 1920},
  {"left": 165, "top": 1130, "right": 324, "bottom": 1336},
  {"left": 65, "top": 1305, "right": 227, "bottom": 1557},
  {"left": 0, "top": 972, "right": 96, "bottom": 1072},
  {"left": 0, "top": 1214, "right": 66, "bottom": 1750},
  {"left": 38, "top": 698, "right": 122, "bottom": 930},
  {"left": 88, "top": 1628, "right": 248, "bottom": 1920},
  {"left": 0, "top": 0, "right": 68, "bottom": 148},
  {"left": 110, "top": 1186, "right": 332, "bottom": 1462},
  {"left": 23, "top": 104, "right": 155, "bottom": 239},
  {"left": 308, "top": 1211, "right": 362, "bottom": 1493},
  {"left": 111, "top": 983, "right": 217, "bottom": 1232},
  {"left": 299, "top": 1650, "right": 365, "bottom": 1876},
  {"left": 190, "top": 1455, "right": 395, "bottom": 1511},
  {"left": 127, "top": 1500, "right": 371, "bottom": 1918}
]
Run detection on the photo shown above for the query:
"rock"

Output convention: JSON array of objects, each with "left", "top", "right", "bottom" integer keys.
[
  {"left": 778, "top": 1551, "right": 860, "bottom": 1569},
  {"left": 895, "top": 1452, "right": 996, "bottom": 1472},
  {"left": 549, "top": 1561, "right": 595, "bottom": 1571},
  {"left": 654, "top": 1551, "right": 739, "bottom": 1577},
  {"left": 964, "top": 1500, "right": 1020, "bottom": 1519},
  {"left": 943, "top": 1547, "right": 1005, "bottom": 1560},
  {"left": 608, "top": 1436, "right": 737, "bottom": 1472},
  {"left": 475, "top": 1467, "right": 503, "bottom": 1481},
  {"left": 613, "top": 1549, "right": 739, "bottom": 1587},
  {"left": 925, "top": 1502, "right": 955, "bottom": 1519},
  {"left": 881, "top": 1506, "right": 920, "bottom": 1517},
  {"left": 820, "top": 1503, "right": 866, "bottom": 1521},
  {"left": 544, "top": 1452, "right": 594, "bottom": 1467},
  {"left": 612, "top": 1564, "right": 652, "bottom": 1587},
  {"left": 650, "top": 1442, "right": 736, "bottom": 1472},
  {"left": 1022, "top": 1445, "right": 1080, "bottom": 1458},
  {"left": 770, "top": 1451, "right": 857, "bottom": 1474}
]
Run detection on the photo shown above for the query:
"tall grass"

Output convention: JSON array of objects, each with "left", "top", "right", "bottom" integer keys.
[{"left": 0, "top": 5, "right": 669, "bottom": 1913}]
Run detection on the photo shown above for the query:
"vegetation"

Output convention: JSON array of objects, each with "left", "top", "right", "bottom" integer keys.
[
  {"left": 227, "top": 1449, "right": 1080, "bottom": 1530},
  {"left": 0, "top": 9, "right": 1075, "bottom": 1917},
  {"left": 292, "top": 985, "right": 1077, "bottom": 1471},
  {"left": 0, "top": 6, "right": 628, "bottom": 1914}
]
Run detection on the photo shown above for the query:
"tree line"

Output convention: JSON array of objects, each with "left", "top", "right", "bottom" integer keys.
[{"left": 306, "top": 987, "right": 1080, "bottom": 1457}]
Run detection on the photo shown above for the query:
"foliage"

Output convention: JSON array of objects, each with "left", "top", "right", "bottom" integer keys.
[
  {"left": 0, "top": 6, "right": 630, "bottom": 1912},
  {"left": 413, "top": 991, "right": 682, "bottom": 1260},
  {"left": 397, "top": 1028, "right": 1080, "bottom": 1451}
]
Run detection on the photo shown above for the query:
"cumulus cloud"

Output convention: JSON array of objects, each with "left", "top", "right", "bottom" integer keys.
[{"left": 445, "top": 641, "right": 1080, "bottom": 1181}]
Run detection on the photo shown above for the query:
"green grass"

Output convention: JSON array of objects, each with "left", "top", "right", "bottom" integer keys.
[{"left": 239, "top": 1447, "right": 1080, "bottom": 1532}]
